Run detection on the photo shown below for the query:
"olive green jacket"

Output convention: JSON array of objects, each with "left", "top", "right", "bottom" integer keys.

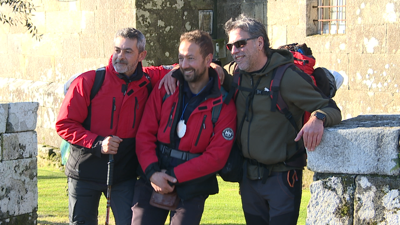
[{"left": 223, "top": 49, "right": 342, "bottom": 179}]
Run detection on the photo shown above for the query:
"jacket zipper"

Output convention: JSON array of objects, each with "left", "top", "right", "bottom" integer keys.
[
  {"left": 132, "top": 97, "right": 138, "bottom": 128},
  {"left": 195, "top": 115, "right": 207, "bottom": 146},
  {"left": 164, "top": 102, "right": 176, "bottom": 132},
  {"left": 110, "top": 97, "right": 116, "bottom": 129}
]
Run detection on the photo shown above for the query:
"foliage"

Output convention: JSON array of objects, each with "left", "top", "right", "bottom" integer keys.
[
  {"left": 0, "top": 0, "right": 42, "bottom": 40},
  {"left": 390, "top": 153, "right": 400, "bottom": 172}
]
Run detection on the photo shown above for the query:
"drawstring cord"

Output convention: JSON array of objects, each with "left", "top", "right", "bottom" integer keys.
[{"left": 287, "top": 170, "right": 298, "bottom": 188}]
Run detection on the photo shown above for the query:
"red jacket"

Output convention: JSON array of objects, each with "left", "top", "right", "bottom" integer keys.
[
  {"left": 136, "top": 68, "right": 237, "bottom": 195},
  {"left": 55, "top": 55, "right": 170, "bottom": 183}
]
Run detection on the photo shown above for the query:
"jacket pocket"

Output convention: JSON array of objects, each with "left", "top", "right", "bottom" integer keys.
[
  {"left": 195, "top": 115, "right": 207, "bottom": 146},
  {"left": 132, "top": 97, "right": 138, "bottom": 128},
  {"left": 164, "top": 102, "right": 176, "bottom": 133},
  {"left": 110, "top": 97, "right": 116, "bottom": 129}
]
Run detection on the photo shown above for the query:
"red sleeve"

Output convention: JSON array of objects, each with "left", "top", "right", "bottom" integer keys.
[
  {"left": 143, "top": 64, "right": 177, "bottom": 88},
  {"left": 136, "top": 80, "right": 166, "bottom": 172},
  {"left": 174, "top": 100, "right": 237, "bottom": 183},
  {"left": 55, "top": 71, "right": 99, "bottom": 148}
]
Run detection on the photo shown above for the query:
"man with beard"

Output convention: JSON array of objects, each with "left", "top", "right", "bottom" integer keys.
[
  {"left": 131, "top": 30, "right": 237, "bottom": 225},
  {"left": 56, "top": 28, "right": 173, "bottom": 224},
  {"left": 222, "top": 14, "right": 342, "bottom": 224}
]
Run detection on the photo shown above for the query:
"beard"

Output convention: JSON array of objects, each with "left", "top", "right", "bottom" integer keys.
[
  {"left": 182, "top": 66, "right": 207, "bottom": 83},
  {"left": 113, "top": 59, "right": 129, "bottom": 74}
]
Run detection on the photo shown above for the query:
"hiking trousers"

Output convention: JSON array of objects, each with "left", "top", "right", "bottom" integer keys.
[
  {"left": 240, "top": 169, "right": 303, "bottom": 225},
  {"left": 68, "top": 177, "right": 136, "bottom": 225},
  {"left": 131, "top": 178, "right": 207, "bottom": 225}
]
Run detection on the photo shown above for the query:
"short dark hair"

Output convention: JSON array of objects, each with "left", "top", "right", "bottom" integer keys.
[
  {"left": 180, "top": 30, "right": 213, "bottom": 58},
  {"left": 115, "top": 28, "right": 146, "bottom": 53},
  {"left": 224, "top": 14, "right": 272, "bottom": 56}
]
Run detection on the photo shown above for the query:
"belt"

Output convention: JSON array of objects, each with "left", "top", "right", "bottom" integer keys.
[
  {"left": 246, "top": 158, "right": 280, "bottom": 180},
  {"left": 158, "top": 144, "right": 201, "bottom": 161}
]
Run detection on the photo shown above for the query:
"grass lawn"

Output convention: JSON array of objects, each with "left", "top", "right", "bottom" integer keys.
[{"left": 37, "top": 166, "right": 310, "bottom": 225}]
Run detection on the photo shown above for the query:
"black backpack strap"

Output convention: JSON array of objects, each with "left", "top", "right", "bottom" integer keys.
[
  {"left": 224, "top": 67, "right": 241, "bottom": 104},
  {"left": 211, "top": 103, "right": 222, "bottom": 128},
  {"left": 91, "top": 67, "right": 106, "bottom": 100},
  {"left": 270, "top": 63, "right": 306, "bottom": 167},
  {"left": 269, "top": 63, "right": 299, "bottom": 133},
  {"left": 83, "top": 67, "right": 106, "bottom": 130}
]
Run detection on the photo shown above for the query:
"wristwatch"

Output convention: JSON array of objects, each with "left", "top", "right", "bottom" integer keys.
[{"left": 314, "top": 112, "right": 326, "bottom": 124}]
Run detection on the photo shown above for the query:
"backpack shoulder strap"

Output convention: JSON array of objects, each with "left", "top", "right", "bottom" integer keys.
[
  {"left": 223, "top": 65, "right": 241, "bottom": 104},
  {"left": 211, "top": 103, "right": 222, "bottom": 127},
  {"left": 91, "top": 67, "right": 106, "bottom": 100},
  {"left": 269, "top": 63, "right": 299, "bottom": 133},
  {"left": 83, "top": 67, "right": 106, "bottom": 130},
  {"left": 212, "top": 85, "right": 230, "bottom": 127}
]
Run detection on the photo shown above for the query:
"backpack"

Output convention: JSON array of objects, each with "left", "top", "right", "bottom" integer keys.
[
  {"left": 60, "top": 67, "right": 152, "bottom": 165},
  {"left": 278, "top": 43, "right": 338, "bottom": 123},
  {"left": 278, "top": 43, "right": 338, "bottom": 99}
]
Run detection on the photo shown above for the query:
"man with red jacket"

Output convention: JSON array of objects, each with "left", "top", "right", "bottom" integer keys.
[
  {"left": 131, "top": 30, "right": 237, "bottom": 225},
  {"left": 55, "top": 28, "right": 172, "bottom": 225}
]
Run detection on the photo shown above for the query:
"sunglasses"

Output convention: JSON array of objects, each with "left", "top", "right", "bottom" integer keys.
[{"left": 226, "top": 37, "right": 258, "bottom": 51}]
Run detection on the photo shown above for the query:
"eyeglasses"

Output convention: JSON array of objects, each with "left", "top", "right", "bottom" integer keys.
[{"left": 226, "top": 37, "right": 258, "bottom": 51}]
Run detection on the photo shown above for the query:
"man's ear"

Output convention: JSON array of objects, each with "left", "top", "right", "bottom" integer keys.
[
  {"left": 257, "top": 37, "right": 264, "bottom": 49},
  {"left": 138, "top": 50, "right": 147, "bottom": 62},
  {"left": 205, "top": 53, "right": 213, "bottom": 66}
]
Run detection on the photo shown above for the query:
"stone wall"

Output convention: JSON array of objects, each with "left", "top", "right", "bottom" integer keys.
[
  {"left": 266, "top": 0, "right": 400, "bottom": 120},
  {"left": 307, "top": 114, "right": 400, "bottom": 224},
  {"left": 1, "top": 0, "right": 399, "bottom": 150},
  {"left": 0, "top": 102, "right": 39, "bottom": 225},
  {"left": 0, "top": 0, "right": 215, "bottom": 147}
]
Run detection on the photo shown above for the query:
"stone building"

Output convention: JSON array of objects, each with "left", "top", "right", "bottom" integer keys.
[{"left": 0, "top": 0, "right": 399, "bottom": 148}]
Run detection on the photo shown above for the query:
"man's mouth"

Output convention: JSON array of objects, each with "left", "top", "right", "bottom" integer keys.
[
  {"left": 234, "top": 55, "right": 244, "bottom": 62},
  {"left": 115, "top": 60, "right": 127, "bottom": 65},
  {"left": 183, "top": 70, "right": 194, "bottom": 75}
]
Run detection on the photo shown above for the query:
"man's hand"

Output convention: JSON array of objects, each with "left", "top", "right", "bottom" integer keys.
[
  {"left": 101, "top": 136, "right": 123, "bottom": 154},
  {"left": 210, "top": 62, "right": 225, "bottom": 85},
  {"left": 150, "top": 171, "right": 177, "bottom": 194},
  {"left": 158, "top": 66, "right": 179, "bottom": 95},
  {"left": 294, "top": 115, "right": 324, "bottom": 151}
]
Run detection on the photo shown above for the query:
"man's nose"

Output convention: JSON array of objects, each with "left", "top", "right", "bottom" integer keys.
[
  {"left": 231, "top": 45, "right": 240, "bottom": 55},
  {"left": 117, "top": 51, "right": 125, "bottom": 59},
  {"left": 181, "top": 58, "right": 189, "bottom": 69}
]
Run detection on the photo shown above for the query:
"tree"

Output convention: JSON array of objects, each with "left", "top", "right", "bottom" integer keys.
[{"left": 0, "top": 0, "right": 42, "bottom": 40}]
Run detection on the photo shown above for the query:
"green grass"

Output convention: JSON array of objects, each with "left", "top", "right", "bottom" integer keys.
[{"left": 37, "top": 166, "right": 310, "bottom": 225}]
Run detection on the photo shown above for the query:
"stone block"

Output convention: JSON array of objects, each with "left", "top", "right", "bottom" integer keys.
[
  {"left": 80, "top": 34, "right": 102, "bottom": 58},
  {"left": 308, "top": 114, "right": 400, "bottom": 175},
  {"left": 307, "top": 175, "right": 355, "bottom": 225},
  {"left": 2, "top": 132, "right": 38, "bottom": 160},
  {"left": 361, "top": 25, "right": 387, "bottom": 54},
  {"left": 26, "top": 56, "right": 54, "bottom": 83},
  {"left": 0, "top": 104, "right": 8, "bottom": 134},
  {"left": 0, "top": 158, "right": 37, "bottom": 218},
  {"left": 46, "top": 11, "right": 82, "bottom": 34},
  {"left": 55, "top": 57, "right": 84, "bottom": 84},
  {"left": 6, "top": 102, "right": 39, "bottom": 133},
  {"left": 354, "top": 176, "right": 400, "bottom": 224},
  {"left": 388, "top": 24, "right": 400, "bottom": 54}
]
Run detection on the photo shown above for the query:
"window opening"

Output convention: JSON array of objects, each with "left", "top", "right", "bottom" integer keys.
[{"left": 316, "top": 0, "right": 346, "bottom": 34}]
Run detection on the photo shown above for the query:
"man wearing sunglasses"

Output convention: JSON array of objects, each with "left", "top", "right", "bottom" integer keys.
[{"left": 222, "top": 14, "right": 342, "bottom": 225}]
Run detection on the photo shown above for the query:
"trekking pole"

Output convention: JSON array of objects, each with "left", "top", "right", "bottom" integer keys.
[{"left": 105, "top": 154, "right": 114, "bottom": 225}]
